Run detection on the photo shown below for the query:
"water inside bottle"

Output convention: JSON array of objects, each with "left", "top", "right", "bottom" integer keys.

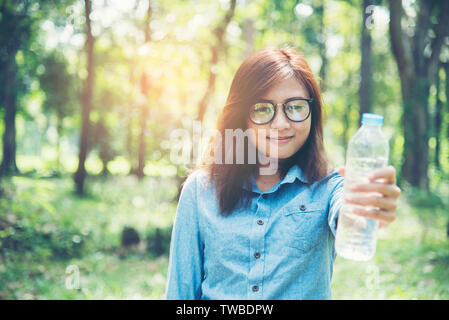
[{"left": 335, "top": 157, "right": 388, "bottom": 261}]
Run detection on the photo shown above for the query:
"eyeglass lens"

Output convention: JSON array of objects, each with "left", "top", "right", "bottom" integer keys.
[{"left": 249, "top": 99, "right": 310, "bottom": 124}]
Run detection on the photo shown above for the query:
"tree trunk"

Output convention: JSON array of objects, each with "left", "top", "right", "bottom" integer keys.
[
  {"left": 135, "top": 1, "right": 152, "bottom": 180},
  {"left": 1, "top": 51, "right": 19, "bottom": 176},
  {"left": 196, "top": 0, "right": 236, "bottom": 123},
  {"left": 136, "top": 108, "right": 148, "bottom": 180},
  {"left": 126, "top": 58, "right": 137, "bottom": 175},
  {"left": 96, "top": 120, "right": 111, "bottom": 177},
  {"left": 74, "top": 0, "right": 95, "bottom": 195},
  {"left": 174, "top": 0, "right": 236, "bottom": 200},
  {"left": 359, "top": 0, "right": 374, "bottom": 123},
  {"left": 401, "top": 77, "right": 430, "bottom": 189},
  {"left": 0, "top": 2, "right": 22, "bottom": 176},
  {"left": 137, "top": 72, "right": 150, "bottom": 180},
  {"left": 434, "top": 66, "right": 442, "bottom": 170},
  {"left": 317, "top": 0, "right": 327, "bottom": 91},
  {"left": 101, "top": 158, "right": 109, "bottom": 177},
  {"left": 342, "top": 77, "right": 352, "bottom": 159},
  {"left": 445, "top": 63, "right": 449, "bottom": 149},
  {"left": 127, "top": 116, "right": 136, "bottom": 175},
  {"left": 388, "top": 0, "right": 449, "bottom": 190},
  {"left": 56, "top": 114, "right": 63, "bottom": 174},
  {"left": 144, "top": 0, "right": 152, "bottom": 42}
]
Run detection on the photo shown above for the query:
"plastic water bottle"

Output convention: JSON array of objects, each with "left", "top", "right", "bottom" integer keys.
[{"left": 335, "top": 113, "right": 389, "bottom": 261}]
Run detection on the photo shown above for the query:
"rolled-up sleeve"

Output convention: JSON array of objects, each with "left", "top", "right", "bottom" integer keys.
[
  {"left": 165, "top": 172, "right": 204, "bottom": 300},
  {"left": 328, "top": 173, "right": 344, "bottom": 237}
]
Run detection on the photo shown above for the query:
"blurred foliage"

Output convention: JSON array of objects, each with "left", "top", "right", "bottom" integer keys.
[
  {"left": 0, "top": 174, "right": 448, "bottom": 299},
  {"left": 0, "top": 174, "right": 178, "bottom": 299},
  {"left": 0, "top": 177, "right": 86, "bottom": 260},
  {"left": 2, "top": 0, "right": 448, "bottom": 179},
  {"left": 0, "top": 0, "right": 449, "bottom": 299},
  {"left": 332, "top": 192, "right": 449, "bottom": 299}
]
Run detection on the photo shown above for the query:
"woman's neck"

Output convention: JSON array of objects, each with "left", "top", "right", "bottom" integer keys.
[{"left": 254, "top": 158, "right": 290, "bottom": 192}]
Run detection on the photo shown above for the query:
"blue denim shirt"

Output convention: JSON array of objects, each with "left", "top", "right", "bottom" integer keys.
[{"left": 165, "top": 164, "right": 344, "bottom": 300}]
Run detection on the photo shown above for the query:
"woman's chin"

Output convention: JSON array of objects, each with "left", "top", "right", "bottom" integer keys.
[{"left": 258, "top": 151, "right": 294, "bottom": 162}]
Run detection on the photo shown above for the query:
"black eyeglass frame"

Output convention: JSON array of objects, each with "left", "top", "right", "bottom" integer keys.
[{"left": 248, "top": 97, "right": 313, "bottom": 125}]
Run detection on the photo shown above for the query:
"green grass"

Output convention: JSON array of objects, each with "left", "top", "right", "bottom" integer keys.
[
  {"left": 0, "top": 174, "right": 177, "bottom": 299},
  {"left": 1, "top": 174, "right": 449, "bottom": 299},
  {"left": 331, "top": 195, "right": 449, "bottom": 299},
  {"left": 0, "top": 251, "right": 169, "bottom": 299}
]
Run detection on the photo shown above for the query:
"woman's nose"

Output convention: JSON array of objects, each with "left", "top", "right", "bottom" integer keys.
[{"left": 270, "top": 106, "right": 290, "bottom": 130}]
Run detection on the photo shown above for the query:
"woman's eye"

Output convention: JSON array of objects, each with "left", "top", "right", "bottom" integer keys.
[
  {"left": 256, "top": 107, "right": 270, "bottom": 113},
  {"left": 254, "top": 104, "right": 272, "bottom": 113},
  {"left": 288, "top": 105, "right": 304, "bottom": 111}
]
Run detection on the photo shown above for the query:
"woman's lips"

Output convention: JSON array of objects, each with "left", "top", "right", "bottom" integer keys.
[{"left": 267, "top": 136, "right": 293, "bottom": 144}]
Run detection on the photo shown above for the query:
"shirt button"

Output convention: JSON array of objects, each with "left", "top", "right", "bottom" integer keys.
[
  {"left": 300, "top": 204, "right": 306, "bottom": 211},
  {"left": 254, "top": 252, "right": 261, "bottom": 259},
  {"left": 257, "top": 219, "right": 263, "bottom": 226},
  {"left": 262, "top": 194, "right": 268, "bottom": 199},
  {"left": 252, "top": 285, "right": 259, "bottom": 292}
]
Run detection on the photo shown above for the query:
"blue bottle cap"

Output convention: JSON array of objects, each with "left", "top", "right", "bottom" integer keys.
[{"left": 361, "top": 113, "right": 384, "bottom": 125}]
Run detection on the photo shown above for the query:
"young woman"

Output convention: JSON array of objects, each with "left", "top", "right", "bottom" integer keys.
[{"left": 165, "top": 47, "right": 401, "bottom": 300}]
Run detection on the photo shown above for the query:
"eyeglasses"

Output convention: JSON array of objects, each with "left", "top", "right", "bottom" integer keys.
[{"left": 248, "top": 97, "right": 313, "bottom": 125}]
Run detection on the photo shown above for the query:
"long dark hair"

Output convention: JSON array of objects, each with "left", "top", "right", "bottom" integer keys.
[{"left": 195, "top": 47, "right": 330, "bottom": 216}]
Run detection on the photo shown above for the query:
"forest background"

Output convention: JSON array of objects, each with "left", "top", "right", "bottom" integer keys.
[{"left": 1, "top": 0, "right": 449, "bottom": 299}]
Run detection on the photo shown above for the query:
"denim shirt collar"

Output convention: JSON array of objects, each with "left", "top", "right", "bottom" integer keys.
[
  {"left": 282, "top": 164, "right": 308, "bottom": 184},
  {"left": 243, "top": 164, "right": 308, "bottom": 193}
]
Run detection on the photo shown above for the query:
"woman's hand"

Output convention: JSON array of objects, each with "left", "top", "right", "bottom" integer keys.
[{"left": 336, "top": 166, "right": 401, "bottom": 228}]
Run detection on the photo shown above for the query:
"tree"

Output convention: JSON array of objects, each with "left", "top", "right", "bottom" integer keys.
[
  {"left": 95, "top": 120, "right": 115, "bottom": 177},
  {"left": 74, "top": 0, "right": 95, "bottom": 195},
  {"left": 433, "top": 63, "right": 442, "bottom": 171},
  {"left": 0, "top": 0, "right": 34, "bottom": 176},
  {"left": 388, "top": 0, "right": 449, "bottom": 190},
  {"left": 316, "top": 0, "right": 327, "bottom": 90},
  {"left": 196, "top": 0, "right": 237, "bottom": 123},
  {"left": 445, "top": 63, "right": 449, "bottom": 154},
  {"left": 437, "top": 61, "right": 449, "bottom": 172},
  {"left": 137, "top": 71, "right": 150, "bottom": 180},
  {"left": 359, "top": 0, "right": 374, "bottom": 122},
  {"left": 135, "top": 0, "right": 152, "bottom": 180},
  {"left": 0, "top": 1, "right": 74, "bottom": 177},
  {"left": 38, "top": 52, "right": 75, "bottom": 172}
]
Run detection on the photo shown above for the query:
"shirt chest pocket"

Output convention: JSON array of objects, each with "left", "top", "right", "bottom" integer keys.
[{"left": 280, "top": 201, "right": 327, "bottom": 254}]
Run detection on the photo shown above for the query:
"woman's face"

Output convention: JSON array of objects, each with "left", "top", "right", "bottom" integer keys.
[{"left": 247, "top": 77, "right": 312, "bottom": 160}]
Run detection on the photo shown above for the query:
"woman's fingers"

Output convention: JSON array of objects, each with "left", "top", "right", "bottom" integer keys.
[
  {"left": 346, "top": 193, "right": 398, "bottom": 212},
  {"left": 349, "top": 182, "right": 401, "bottom": 199},
  {"left": 351, "top": 206, "right": 396, "bottom": 224},
  {"left": 369, "top": 165, "right": 396, "bottom": 184},
  {"left": 337, "top": 166, "right": 396, "bottom": 184},
  {"left": 341, "top": 165, "right": 400, "bottom": 227}
]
